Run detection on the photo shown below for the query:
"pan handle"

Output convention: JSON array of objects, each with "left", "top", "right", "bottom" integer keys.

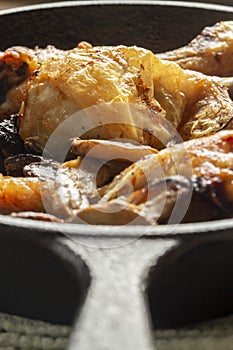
[{"left": 65, "top": 237, "right": 166, "bottom": 350}]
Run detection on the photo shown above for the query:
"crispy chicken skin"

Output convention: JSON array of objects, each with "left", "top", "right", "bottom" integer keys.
[
  {"left": 0, "top": 45, "right": 65, "bottom": 119},
  {"left": 43, "top": 130, "right": 233, "bottom": 225},
  {"left": 0, "top": 131, "right": 232, "bottom": 224},
  {"left": 157, "top": 21, "right": 233, "bottom": 77},
  {"left": 0, "top": 175, "right": 43, "bottom": 214},
  {"left": 101, "top": 130, "right": 233, "bottom": 205},
  {"left": 74, "top": 129, "right": 233, "bottom": 225},
  {"left": 0, "top": 38, "right": 233, "bottom": 224},
  {"left": 18, "top": 45, "right": 233, "bottom": 152}
]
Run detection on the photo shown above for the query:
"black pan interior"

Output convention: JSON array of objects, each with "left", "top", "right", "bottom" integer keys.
[
  {"left": 0, "top": 230, "right": 90, "bottom": 325},
  {"left": 148, "top": 237, "right": 233, "bottom": 329},
  {"left": 0, "top": 2, "right": 233, "bottom": 52}
]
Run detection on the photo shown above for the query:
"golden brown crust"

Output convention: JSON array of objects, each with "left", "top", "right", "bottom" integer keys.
[
  {"left": 18, "top": 45, "right": 233, "bottom": 153},
  {"left": 0, "top": 175, "right": 43, "bottom": 214},
  {"left": 157, "top": 21, "right": 233, "bottom": 77}
]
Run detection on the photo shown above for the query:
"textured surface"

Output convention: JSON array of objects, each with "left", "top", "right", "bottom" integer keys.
[
  {"left": 155, "top": 314, "right": 233, "bottom": 350},
  {"left": 0, "top": 313, "right": 70, "bottom": 349},
  {"left": 0, "top": 2, "right": 232, "bottom": 51},
  {"left": 0, "top": 2, "right": 233, "bottom": 350},
  {"left": 0, "top": 1, "right": 233, "bottom": 233}
]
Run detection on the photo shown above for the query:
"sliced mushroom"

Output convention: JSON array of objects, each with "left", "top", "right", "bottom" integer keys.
[
  {"left": 4, "top": 154, "right": 43, "bottom": 177},
  {"left": 70, "top": 199, "right": 150, "bottom": 225},
  {"left": 23, "top": 160, "right": 60, "bottom": 180},
  {"left": 0, "top": 114, "right": 25, "bottom": 159},
  {"left": 73, "top": 176, "right": 192, "bottom": 225},
  {"left": 71, "top": 138, "right": 158, "bottom": 162},
  {"left": 40, "top": 156, "right": 113, "bottom": 219}
]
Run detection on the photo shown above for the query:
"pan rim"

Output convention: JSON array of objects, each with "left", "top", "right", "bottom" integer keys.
[
  {"left": 0, "top": 0, "right": 233, "bottom": 16},
  {"left": 1, "top": 214, "right": 233, "bottom": 238},
  {"left": 0, "top": 0, "right": 233, "bottom": 236}
]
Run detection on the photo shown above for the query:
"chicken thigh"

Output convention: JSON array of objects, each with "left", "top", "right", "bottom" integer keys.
[
  {"left": 157, "top": 21, "right": 233, "bottom": 77},
  {"left": 18, "top": 45, "right": 233, "bottom": 154}
]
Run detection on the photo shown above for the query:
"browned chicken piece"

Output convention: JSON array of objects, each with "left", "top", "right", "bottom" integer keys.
[
  {"left": 221, "top": 77, "right": 233, "bottom": 99},
  {"left": 1, "top": 40, "right": 233, "bottom": 225},
  {"left": 129, "top": 174, "right": 232, "bottom": 224},
  {"left": 4, "top": 130, "right": 232, "bottom": 224},
  {"left": 100, "top": 130, "right": 233, "bottom": 223},
  {"left": 70, "top": 198, "right": 150, "bottom": 225},
  {"left": 18, "top": 45, "right": 233, "bottom": 153},
  {"left": 101, "top": 130, "right": 233, "bottom": 200},
  {"left": 74, "top": 175, "right": 191, "bottom": 225},
  {"left": 0, "top": 45, "right": 65, "bottom": 119},
  {"left": 40, "top": 157, "right": 112, "bottom": 219},
  {"left": 0, "top": 46, "right": 38, "bottom": 118},
  {"left": 157, "top": 21, "right": 233, "bottom": 77},
  {"left": 77, "top": 41, "right": 93, "bottom": 49},
  {"left": 71, "top": 138, "right": 158, "bottom": 162},
  {"left": 59, "top": 131, "right": 233, "bottom": 225},
  {"left": 105, "top": 159, "right": 132, "bottom": 180},
  {"left": 10, "top": 211, "right": 63, "bottom": 222},
  {"left": 40, "top": 163, "right": 95, "bottom": 219},
  {"left": 0, "top": 174, "right": 43, "bottom": 214},
  {"left": 0, "top": 154, "right": 121, "bottom": 219}
]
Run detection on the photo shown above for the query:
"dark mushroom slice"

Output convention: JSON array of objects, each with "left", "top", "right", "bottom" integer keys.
[
  {"left": 104, "top": 159, "right": 132, "bottom": 182},
  {"left": 182, "top": 175, "right": 233, "bottom": 222},
  {"left": 0, "top": 114, "right": 25, "bottom": 159},
  {"left": 4, "top": 154, "right": 43, "bottom": 177},
  {"left": 0, "top": 151, "right": 6, "bottom": 174}
]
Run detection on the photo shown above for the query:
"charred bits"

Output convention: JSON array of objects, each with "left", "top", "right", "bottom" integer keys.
[
  {"left": 192, "top": 175, "right": 232, "bottom": 217},
  {"left": 0, "top": 114, "right": 25, "bottom": 158},
  {"left": 4, "top": 154, "right": 43, "bottom": 177}
]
